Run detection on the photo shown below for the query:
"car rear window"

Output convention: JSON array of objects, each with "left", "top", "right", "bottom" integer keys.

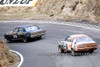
[
  {"left": 25, "top": 26, "right": 38, "bottom": 31},
  {"left": 75, "top": 36, "right": 93, "bottom": 42}
]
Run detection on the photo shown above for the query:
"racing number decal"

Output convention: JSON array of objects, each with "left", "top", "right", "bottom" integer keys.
[{"left": 13, "top": 35, "right": 17, "bottom": 38}]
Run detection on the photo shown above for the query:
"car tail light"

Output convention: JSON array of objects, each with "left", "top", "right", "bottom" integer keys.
[
  {"left": 92, "top": 45, "right": 97, "bottom": 47},
  {"left": 78, "top": 45, "right": 80, "bottom": 47},
  {"left": 78, "top": 45, "right": 84, "bottom": 48},
  {"left": 92, "top": 43, "right": 98, "bottom": 48},
  {"left": 96, "top": 43, "right": 98, "bottom": 46}
]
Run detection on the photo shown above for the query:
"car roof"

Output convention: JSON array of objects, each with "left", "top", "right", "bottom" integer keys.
[
  {"left": 69, "top": 34, "right": 88, "bottom": 38},
  {"left": 16, "top": 25, "right": 37, "bottom": 28}
]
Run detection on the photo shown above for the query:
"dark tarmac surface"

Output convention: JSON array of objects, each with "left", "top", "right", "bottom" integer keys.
[{"left": 0, "top": 21, "right": 100, "bottom": 67}]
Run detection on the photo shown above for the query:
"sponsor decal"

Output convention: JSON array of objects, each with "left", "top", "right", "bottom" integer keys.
[
  {"left": 6, "top": 31, "right": 12, "bottom": 35},
  {"left": 0, "top": 0, "right": 38, "bottom": 6},
  {"left": 13, "top": 35, "right": 18, "bottom": 38},
  {"left": 18, "top": 32, "right": 25, "bottom": 35},
  {"left": 32, "top": 0, "right": 37, "bottom": 6}
]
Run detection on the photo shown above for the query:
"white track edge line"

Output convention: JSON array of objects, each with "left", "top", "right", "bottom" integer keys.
[
  {"left": 10, "top": 50, "right": 24, "bottom": 67},
  {"left": 0, "top": 20, "right": 100, "bottom": 31}
]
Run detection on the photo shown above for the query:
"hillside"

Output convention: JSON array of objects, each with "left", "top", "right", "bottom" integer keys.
[
  {"left": 0, "top": 0, "right": 100, "bottom": 21},
  {"left": 37, "top": 0, "right": 100, "bottom": 20},
  {"left": 0, "top": 39, "right": 16, "bottom": 67}
]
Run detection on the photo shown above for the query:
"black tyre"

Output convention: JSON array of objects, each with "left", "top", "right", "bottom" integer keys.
[
  {"left": 71, "top": 49, "right": 77, "bottom": 56},
  {"left": 23, "top": 37, "right": 28, "bottom": 43},
  {"left": 6, "top": 39, "right": 11, "bottom": 43},
  {"left": 58, "top": 48, "right": 64, "bottom": 53},
  {"left": 66, "top": 45, "right": 69, "bottom": 53},
  {"left": 58, "top": 45, "right": 65, "bottom": 53},
  {"left": 89, "top": 50, "right": 94, "bottom": 54},
  {"left": 38, "top": 36, "right": 42, "bottom": 39}
]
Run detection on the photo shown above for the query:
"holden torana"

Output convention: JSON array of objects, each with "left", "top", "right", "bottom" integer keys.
[{"left": 4, "top": 25, "right": 46, "bottom": 43}]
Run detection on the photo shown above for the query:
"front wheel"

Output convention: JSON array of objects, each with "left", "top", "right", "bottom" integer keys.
[
  {"left": 58, "top": 46, "right": 65, "bottom": 53},
  {"left": 6, "top": 39, "right": 11, "bottom": 43},
  {"left": 23, "top": 37, "right": 28, "bottom": 43},
  {"left": 58, "top": 48, "right": 64, "bottom": 53}
]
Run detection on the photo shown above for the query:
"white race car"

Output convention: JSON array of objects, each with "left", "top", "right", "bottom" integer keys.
[{"left": 58, "top": 34, "right": 97, "bottom": 55}]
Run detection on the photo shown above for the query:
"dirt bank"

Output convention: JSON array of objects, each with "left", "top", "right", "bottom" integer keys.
[
  {"left": 0, "top": 0, "right": 100, "bottom": 21},
  {"left": 0, "top": 39, "right": 16, "bottom": 67}
]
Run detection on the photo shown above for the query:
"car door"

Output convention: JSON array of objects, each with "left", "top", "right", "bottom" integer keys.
[
  {"left": 12, "top": 27, "right": 19, "bottom": 39},
  {"left": 65, "top": 36, "right": 73, "bottom": 50},
  {"left": 17, "top": 27, "right": 25, "bottom": 39}
]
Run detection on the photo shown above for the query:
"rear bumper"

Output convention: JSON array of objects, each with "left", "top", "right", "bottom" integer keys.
[
  {"left": 77, "top": 47, "right": 97, "bottom": 51},
  {"left": 30, "top": 33, "right": 46, "bottom": 38}
]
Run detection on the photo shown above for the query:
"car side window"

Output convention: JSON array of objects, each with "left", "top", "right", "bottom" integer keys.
[
  {"left": 67, "top": 38, "right": 73, "bottom": 42},
  {"left": 65, "top": 36, "right": 69, "bottom": 41},
  {"left": 19, "top": 28, "right": 23, "bottom": 32},
  {"left": 13, "top": 28, "right": 19, "bottom": 32},
  {"left": 35, "top": 26, "right": 40, "bottom": 29},
  {"left": 65, "top": 36, "right": 73, "bottom": 42}
]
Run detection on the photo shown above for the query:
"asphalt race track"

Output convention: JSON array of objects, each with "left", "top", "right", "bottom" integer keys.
[{"left": 0, "top": 20, "right": 100, "bottom": 67}]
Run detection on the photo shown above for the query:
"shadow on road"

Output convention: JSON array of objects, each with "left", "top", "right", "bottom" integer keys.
[{"left": 6, "top": 38, "right": 45, "bottom": 43}]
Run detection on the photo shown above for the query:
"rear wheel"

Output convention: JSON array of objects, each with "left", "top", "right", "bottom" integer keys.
[
  {"left": 71, "top": 49, "right": 77, "bottom": 56},
  {"left": 89, "top": 50, "right": 94, "bottom": 54},
  {"left": 38, "top": 36, "right": 42, "bottom": 39}
]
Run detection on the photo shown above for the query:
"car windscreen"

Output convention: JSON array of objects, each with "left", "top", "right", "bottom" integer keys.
[
  {"left": 25, "top": 26, "right": 38, "bottom": 32},
  {"left": 75, "top": 36, "right": 93, "bottom": 42}
]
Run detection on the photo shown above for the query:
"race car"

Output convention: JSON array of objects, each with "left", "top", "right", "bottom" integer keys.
[
  {"left": 4, "top": 25, "right": 46, "bottom": 43},
  {"left": 58, "top": 34, "right": 97, "bottom": 55}
]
